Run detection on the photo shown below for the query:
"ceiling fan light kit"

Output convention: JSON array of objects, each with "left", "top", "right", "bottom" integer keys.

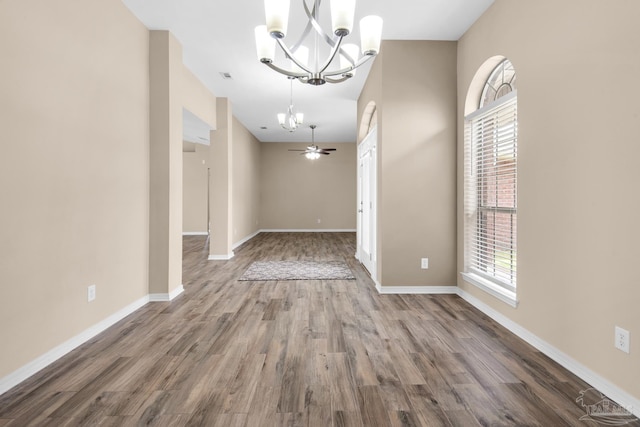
[
  {"left": 255, "top": 0, "right": 383, "bottom": 85},
  {"left": 288, "top": 124, "right": 337, "bottom": 160}
]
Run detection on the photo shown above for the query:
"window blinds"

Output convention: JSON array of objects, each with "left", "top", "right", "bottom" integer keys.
[{"left": 464, "top": 92, "right": 517, "bottom": 291}]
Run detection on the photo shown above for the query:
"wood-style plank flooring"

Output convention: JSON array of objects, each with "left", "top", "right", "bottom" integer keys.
[{"left": 1, "top": 232, "right": 637, "bottom": 426}]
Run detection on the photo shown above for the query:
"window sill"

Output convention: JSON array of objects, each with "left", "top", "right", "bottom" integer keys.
[{"left": 460, "top": 272, "right": 519, "bottom": 308}]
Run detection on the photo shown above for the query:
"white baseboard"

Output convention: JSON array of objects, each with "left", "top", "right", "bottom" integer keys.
[
  {"left": 0, "top": 294, "right": 149, "bottom": 396},
  {"left": 233, "top": 230, "right": 261, "bottom": 250},
  {"left": 259, "top": 229, "right": 357, "bottom": 233},
  {"left": 149, "top": 284, "right": 184, "bottom": 302},
  {"left": 456, "top": 288, "right": 640, "bottom": 418},
  {"left": 208, "top": 252, "right": 234, "bottom": 261},
  {"left": 375, "top": 284, "right": 458, "bottom": 295},
  {"left": 182, "top": 231, "right": 208, "bottom": 236}
]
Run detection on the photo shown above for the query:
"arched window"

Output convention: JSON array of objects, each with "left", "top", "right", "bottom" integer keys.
[
  {"left": 358, "top": 101, "right": 377, "bottom": 142},
  {"left": 463, "top": 59, "right": 518, "bottom": 306},
  {"left": 480, "top": 59, "right": 516, "bottom": 108}
]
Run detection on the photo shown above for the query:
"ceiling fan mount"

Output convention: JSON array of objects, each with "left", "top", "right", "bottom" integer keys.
[{"left": 288, "top": 125, "right": 336, "bottom": 159}]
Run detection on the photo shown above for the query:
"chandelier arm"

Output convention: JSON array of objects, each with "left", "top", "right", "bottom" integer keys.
[
  {"left": 318, "top": 35, "right": 345, "bottom": 74},
  {"left": 340, "top": 54, "right": 354, "bottom": 68},
  {"left": 290, "top": 23, "right": 313, "bottom": 54},
  {"left": 261, "top": 60, "right": 308, "bottom": 79},
  {"left": 340, "top": 50, "right": 356, "bottom": 68},
  {"left": 324, "top": 75, "right": 352, "bottom": 84},
  {"left": 303, "top": 0, "right": 337, "bottom": 49},
  {"left": 275, "top": 38, "right": 313, "bottom": 74},
  {"left": 322, "top": 54, "right": 375, "bottom": 77},
  {"left": 290, "top": 0, "right": 318, "bottom": 53}
]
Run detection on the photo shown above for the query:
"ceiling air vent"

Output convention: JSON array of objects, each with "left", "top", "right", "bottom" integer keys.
[{"left": 219, "top": 72, "right": 232, "bottom": 80}]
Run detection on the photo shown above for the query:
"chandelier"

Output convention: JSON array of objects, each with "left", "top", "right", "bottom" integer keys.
[
  {"left": 278, "top": 78, "right": 304, "bottom": 132},
  {"left": 254, "top": 0, "right": 383, "bottom": 85}
]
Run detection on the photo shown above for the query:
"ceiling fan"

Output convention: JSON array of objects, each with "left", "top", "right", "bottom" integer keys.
[{"left": 288, "top": 125, "right": 336, "bottom": 159}]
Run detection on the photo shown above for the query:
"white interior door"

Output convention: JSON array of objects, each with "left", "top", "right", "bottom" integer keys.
[{"left": 357, "top": 127, "right": 377, "bottom": 279}]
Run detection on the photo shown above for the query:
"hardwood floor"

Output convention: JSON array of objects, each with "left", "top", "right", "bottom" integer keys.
[{"left": 1, "top": 232, "right": 637, "bottom": 426}]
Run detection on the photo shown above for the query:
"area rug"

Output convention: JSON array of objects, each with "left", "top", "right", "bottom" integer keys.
[{"left": 238, "top": 260, "right": 355, "bottom": 281}]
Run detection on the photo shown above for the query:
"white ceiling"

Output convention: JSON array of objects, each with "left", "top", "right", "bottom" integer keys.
[
  {"left": 183, "top": 108, "right": 212, "bottom": 145},
  {"left": 122, "top": 0, "right": 494, "bottom": 144}
]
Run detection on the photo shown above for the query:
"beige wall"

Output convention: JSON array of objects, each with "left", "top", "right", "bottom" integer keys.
[
  {"left": 183, "top": 68, "right": 216, "bottom": 130},
  {"left": 181, "top": 64, "right": 216, "bottom": 236},
  {"left": 183, "top": 143, "right": 209, "bottom": 233},
  {"left": 183, "top": 116, "right": 260, "bottom": 243},
  {"left": 260, "top": 142, "right": 357, "bottom": 230},
  {"left": 0, "top": 0, "right": 150, "bottom": 378},
  {"left": 148, "top": 31, "right": 183, "bottom": 295},
  {"left": 209, "top": 98, "right": 234, "bottom": 258},
  {"left": 232, "top": 117, "right": 261, "bottom": 244},
  {"left": 358, "top": 40, "right": 458, "bottom": 287},
  {"left": 457, "top": 0, "right": 640, "bottom": 400}
]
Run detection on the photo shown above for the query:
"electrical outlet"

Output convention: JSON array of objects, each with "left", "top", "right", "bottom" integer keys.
[
  {"left": 317, "top": 218, "right": 321, "bottom": 224},
  {"left": 87, "top": 285, "right": 96, "bottom": 302},
  {"left": 421, "top": 258, "right": 429, "bottom": 269},
  {"left": 615, "top": 326, "right": 630, "bottom": 354}
]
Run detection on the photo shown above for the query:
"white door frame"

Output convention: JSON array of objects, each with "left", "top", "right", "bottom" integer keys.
[{"left": 356, "top": 126, "right": 377, "bottom": 280}]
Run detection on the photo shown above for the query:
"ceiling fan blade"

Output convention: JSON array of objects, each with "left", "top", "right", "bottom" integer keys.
[
  {"left": 288, "top": 149, "right": 306, "bottom": 151},
  {"left": 320, "top": 152, "right": 330, "bottom": 155},
  {"left": 323, "top": 148, "right": 337, "bottom": 151}
]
